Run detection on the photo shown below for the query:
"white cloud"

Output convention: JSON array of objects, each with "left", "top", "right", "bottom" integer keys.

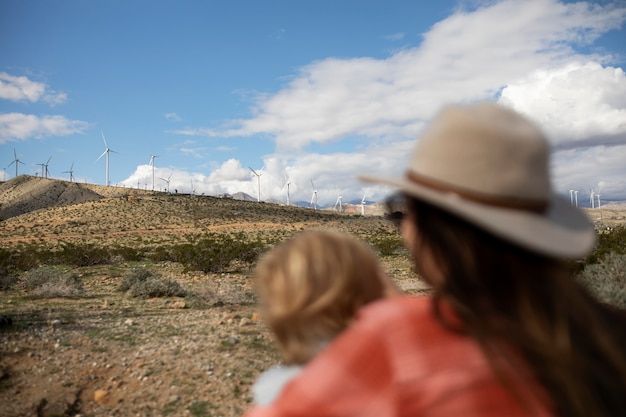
[
  {"left": 0, "top": 72, "right": 45, "bottom": 102},
  {"left": 156, "top": 0, "right": 626, "bottom": 201},
  {"left": 552, "top": 145, "right": 626, "bottom": 203},
  {"left": 499, "top": 62, "right": 626, "bottom": 147},
  {"left": 0, "top": 72, "right": 67, "bottom": 105},
  {"left": 43, "top": 91, "right": 68, "bottom": 106},
  {"left": 179, "top": 147, "right": 206, "bottom": 158},
  {"left": 0, "top": 113, "right": 89, "bottom": 144},
  {"left": 164, "top": 112, "right": 182, "bottom": 122},
  {"left": 122, "top": 140, "right": 414, "bottom": 205},
  {"left": 186, "top": 0, "right": 625, "bottom": 152},
  {"left": 385, "top": 32, "right": 405, "bottom": 41}
]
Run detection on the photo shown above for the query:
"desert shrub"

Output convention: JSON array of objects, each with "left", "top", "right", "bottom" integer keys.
[
  {"left": 578, "top": 252, "right": 626, "bottom": 309},
  {"left": 367, "top": 235, "right": 405, "bottom": 257},
  {"left": 585, "top": 226, "right": 626, "bottom": 265},
  {"left": 22, "top": 266, "right": 85, "bottom": 298},
  {"left": 0, "top": 274, "right": 17, "bottom": 291},
  {"left": 0, "top": 245, "right": 52, "bottom": 276},
  {"left": 164, "top": 233, "right": 266, "bottom": 273},
  {"left": 0, "top": 248, "right": 20, "bottom": 279},
  {"left": 149, "top": 246, "right": 173, "bottom": 262},
  {"left": 187, "top": 280, "right": 255, "bottom": 308},
  {"left": 54, "top": 242, "right": 111, "bottom": 267},
  {"left": 118, "top": 268, "right": 186, "bottom": 299},
  {"left": 111, "top": 245, "right": 144, "bottom": 262}
]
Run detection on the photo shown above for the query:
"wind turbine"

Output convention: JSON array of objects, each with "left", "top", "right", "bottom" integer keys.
[
  {"left": 310, "top": 179, "right": 318, "bottom": 210},
  {"left": 596, "top": 193, "right": 601, "bottom": 209},
  {"left": 569, "top": 189, "right": 575, "bottom": 206},
  {"left": 42, "top": 156, "right": 51, "bottom": 178},
  {"left": 190, "top": 179, "right": 196, "bottom": 195},
  {"left": 62, "top": 162, "right": 75, "bottom": 182},
  {"left": 360, "top": 194, "right": 367, "bottom": 216},
  {"left": 36, "top": 162, "right": 46, "bottom": 177},
  {"left": 159, "top": 172, "right": 173, "bottom": 193},
  {"left": 249, "top": 167, "right": 261, "bottom": 202},
  {"left": 96, "top": 130, "right": 119, "bottom": 186},
  {"left": 8, "top": 148, "right": 25, "bottom": 177},
  {"left": 574, "top": 190, "right": 579, "bottom": 207},
  {"left": 284, "top": 174, "right": 291, "bottom": 206},
  {"left": 590, "top": 190, "right": 595, "bottom": 209},
  {"left": 334, "top": 186, "right": 343, "bottom": 213},
  {"left": 149, "top": 155, "right": 159, "bottom": 191}
]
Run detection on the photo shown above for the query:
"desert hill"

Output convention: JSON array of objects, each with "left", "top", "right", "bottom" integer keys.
[
  {"left": 0, "top": 176, "right": 391, "bottom": 249},
  {"left": 0, "top": 176, "right": 155, "bottom": 220},
  {"left": 0, "top": 175, "right": 386, "bottom": 222}
]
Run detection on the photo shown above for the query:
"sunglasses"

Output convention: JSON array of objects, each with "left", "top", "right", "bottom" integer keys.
[{"left": 384, "top": 193, "right": 407, "bottom": 227}]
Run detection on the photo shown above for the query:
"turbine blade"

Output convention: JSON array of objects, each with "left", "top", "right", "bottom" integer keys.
[
  {"left": 96, "top": 150, "right": 107, "bottom": 161},
  {"left": 101, "top": 130, "right": 108, "bottom": 148}
]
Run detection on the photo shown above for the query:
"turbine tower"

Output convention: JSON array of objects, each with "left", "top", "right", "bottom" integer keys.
[
  {"left": 284, "top": 174, "right": 291, "bottom": 206},
  {"left": 62, "top": 162, "right": 75, "bottom": 182},
  {"left": 96, "top": 130, "right": 119, "bottom": 186},
  {"left": 360, "top": 194, "right": 367, "bottom": 216},
  {"left": 596, "top": 193, "right": 601, "bottom": 210},
  {"left": 249, "top": 167, "right": 261, "bottom": 202},
  {"left": 574, "top": 190, "right": 579, "bottom": 207},
  {"left": 149, "top": 155, "right": 158, "bottom": 191},
  {"left": 159, "top": 172, "right": 173, "bottom": 193},
  {"left": 310, "top": 179, "right": 318, "bottom": 210},
  {"left": 43, "top": 156, "right": 51, "bottom": 178},
  {"left": 569, "top": 189, "right": 574, "bottom": 206},
  {"left": 590, "top": 190, "right": 595, "bottom": 209},
  {"left": 334, "top": 186, "right": 343, "bottom": 213},
  {"left": 8, "top": 148, "right": 25, "bottom": 177},
  {"left": 36, "top": 162, "right": 46, "bottom": 177},
  {"left": 190, "top": 179, "right": 196, "bottom": 195}
]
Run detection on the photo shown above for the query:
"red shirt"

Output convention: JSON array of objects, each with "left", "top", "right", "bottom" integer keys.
[{"left": 244, "top": 296, "right": 553, "bottom": 417}]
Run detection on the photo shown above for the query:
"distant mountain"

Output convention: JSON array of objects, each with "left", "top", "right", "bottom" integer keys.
[{"left": 231, "top": 192, "right": 257, "bottom": 202}]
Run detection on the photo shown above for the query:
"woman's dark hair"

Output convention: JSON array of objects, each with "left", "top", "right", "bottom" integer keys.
[{"left": 403, "top": 194, "right": 626, "bottom": 417}]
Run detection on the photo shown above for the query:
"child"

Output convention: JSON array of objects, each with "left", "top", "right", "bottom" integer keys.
[{"left": 252, "top": 230, "right": 399, "bottom": 405}]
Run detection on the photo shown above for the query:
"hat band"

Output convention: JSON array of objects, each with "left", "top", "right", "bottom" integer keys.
[{"left": 406, "top": 171, "right": 548, "bottom": 213}]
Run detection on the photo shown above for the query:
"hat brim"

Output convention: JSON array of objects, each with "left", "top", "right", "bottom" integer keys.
[{"left": 358, "top": 174, "right": 596, "bottom": 259}]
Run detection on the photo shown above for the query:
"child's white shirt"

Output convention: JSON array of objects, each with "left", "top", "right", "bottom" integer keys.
[{"left": 252, "top": 364, "right": 304, "bottom": 406}]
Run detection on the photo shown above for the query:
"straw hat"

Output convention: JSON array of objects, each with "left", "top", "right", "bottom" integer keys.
[{"left": 359, "top": 102, "right": 595, "bottom": 258}]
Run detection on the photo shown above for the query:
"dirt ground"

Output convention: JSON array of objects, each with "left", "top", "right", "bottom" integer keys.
[{"left": 0, "top": 257, "right": 423, "bottom": 417}]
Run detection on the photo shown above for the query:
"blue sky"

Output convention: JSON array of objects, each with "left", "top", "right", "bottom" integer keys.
[{"left": 1, "top": 0, "right": 625, "bottom": 207}]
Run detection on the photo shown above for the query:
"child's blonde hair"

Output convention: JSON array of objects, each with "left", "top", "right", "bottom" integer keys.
[{"left": 255, "top": 230, "right": 394, "bottom": 365}]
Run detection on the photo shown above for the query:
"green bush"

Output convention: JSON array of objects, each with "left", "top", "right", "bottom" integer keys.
[
  {"left": 155, "top": 233, "right": 266, "bottom": 273},
  {"left": 118, "top": 268, "right": 186, "bottom": 299},
  {"left": 367, "top": 235, "right": 405, "bottom": 257},
  {"left": 0, "top": 245, "right": 52, "bottom": 276},
  {"left": 111, "top": 245, "right": 144, "bottom": 262},
  {"left": 578, "top": 252, "right": 626, "bottom": 308},
  {"left": 187, "top": 280, "right": 255, "bottom": 308},
  {"left": 0, "top": 274, "right": 17, "bottom": 291},
  {"left": 585, "top": 226, "right": 626, "bottom": 264},
  {"left": 22, "top": 266, "right": 85, "bottom": 298},
  {"left": 53, "top": 242, "right": 111, "bottom": 267}
]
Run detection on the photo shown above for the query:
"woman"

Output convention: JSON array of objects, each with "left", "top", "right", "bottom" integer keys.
[{"left": 243, "top": 103, "right": 626, "bottom": 417}]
